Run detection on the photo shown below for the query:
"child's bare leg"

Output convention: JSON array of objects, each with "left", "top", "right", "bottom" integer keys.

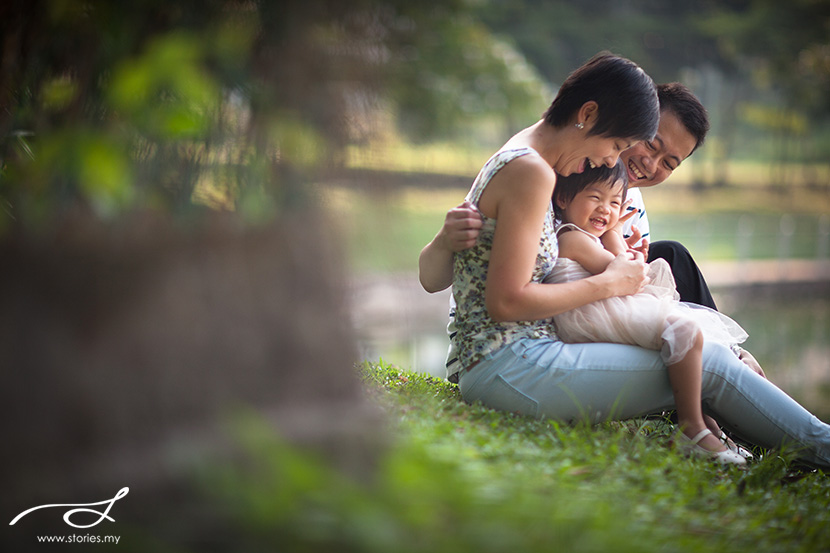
[
  {"left": 704, "top": 415, "right": 722, "bottom": 437},
  {"left": 667, "top": 331, "right": 726, "bottom": 453}
]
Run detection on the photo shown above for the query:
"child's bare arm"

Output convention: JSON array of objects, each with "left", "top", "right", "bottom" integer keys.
[
  {"left": 600, "top": 198, "right": 635, "bottom": 255},
  {"left": 600, "top": 229, "right": 628, "bottom": 256},
  {"left": 558, "top": 230, "right": 617, "bottom": 275}
]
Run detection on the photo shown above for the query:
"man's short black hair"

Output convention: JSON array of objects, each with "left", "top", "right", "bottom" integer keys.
[{"left": 657, "top": 82, "right": 710, "bottom": 153}]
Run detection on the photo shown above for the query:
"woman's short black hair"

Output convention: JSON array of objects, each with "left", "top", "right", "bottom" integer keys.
[
  {"left": 552, "top": 161, "right": 628, "bottom": 221},
  {"left": 543, "top": 52, "right": 659, "bottom": 142}
]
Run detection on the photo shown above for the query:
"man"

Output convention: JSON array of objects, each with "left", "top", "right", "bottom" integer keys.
[
  {"left": 418, "top": 82, "right": 762, "bottom": 377},
  {"left": 620, "top": 82, "right": 715, "bottom": 309}
]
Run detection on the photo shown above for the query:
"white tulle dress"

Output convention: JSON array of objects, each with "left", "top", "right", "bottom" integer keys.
[{"left": 545, "top": 224, "right": 748, "bottom": 365}]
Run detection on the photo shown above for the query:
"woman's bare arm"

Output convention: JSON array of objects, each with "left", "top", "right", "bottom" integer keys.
[
  {"left": 418, "top": 201, "right": 483, "bottom": 292},
  {"left": 480, "top": 159, "right": 648, "bottom": 323}
]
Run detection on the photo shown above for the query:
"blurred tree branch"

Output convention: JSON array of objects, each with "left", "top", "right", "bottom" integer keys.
[{"left": 2, "top": 0, "right": 530, "bottom": 228}]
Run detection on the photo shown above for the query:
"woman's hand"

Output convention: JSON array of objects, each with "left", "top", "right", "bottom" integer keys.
[
  {"left": 419, "top": 201, "right": 483, "bottom": 293},
  {"left": 602, "top": 250, "right": 649, "bottom": 297},
  {"left": 736, "top": 347, "right": 767, "bottom": 379},
  {"left": 437, "top": 201, "right": 483, "bottom": 252}
]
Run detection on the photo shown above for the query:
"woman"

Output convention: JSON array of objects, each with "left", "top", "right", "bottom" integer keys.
[{"left": 447, "top": 52, "right": 830, "bottom": 468}]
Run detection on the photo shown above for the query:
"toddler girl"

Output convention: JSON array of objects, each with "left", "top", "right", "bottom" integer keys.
[{"left": 546, "top": 162, "right": 750, "bottom": 465}]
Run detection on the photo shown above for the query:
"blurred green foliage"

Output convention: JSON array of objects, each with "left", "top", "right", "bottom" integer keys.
[
  {"left": 1, "top": 0, "right": 828, "bottom": 228},
  {"left": 700, "top": 0, "right": 830, "bottom": 114},
  {"left": 183, "top": 361, "right": 830, "bottom": 553},
  {"left": 0, "top": 0, "right": 549, "bottom": 229},
  {"left": 475, "top": 0, "right": 830, "bottom": 116},
  {"left": 475, "top": 0, "right": 830, "bottom": 170}
]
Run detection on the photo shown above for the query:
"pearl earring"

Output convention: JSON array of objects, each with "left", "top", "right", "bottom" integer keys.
[{"left": 575, "top": 122, "right": 584, "bottom": 130}]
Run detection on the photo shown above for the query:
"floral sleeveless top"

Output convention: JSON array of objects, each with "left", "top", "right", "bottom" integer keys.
[{"left": 450, "top": 147, "right": 559, "bottom": 380}]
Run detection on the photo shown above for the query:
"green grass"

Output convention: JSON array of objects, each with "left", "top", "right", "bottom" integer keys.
[{"left": 201, "top": 361, "right": 830, "bottom": 553}]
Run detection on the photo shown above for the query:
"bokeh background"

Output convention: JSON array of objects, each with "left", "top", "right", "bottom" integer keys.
[{"left": 2, "top": 0, "right": 829, "bottom": 549}]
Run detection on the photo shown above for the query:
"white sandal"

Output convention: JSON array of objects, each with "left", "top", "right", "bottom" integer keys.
[
  {"left": 677, "top": 429, "right": 747, "bottom": 466},
  {"left": 720, "top": 431, "right": 754, "bottom": 460}
]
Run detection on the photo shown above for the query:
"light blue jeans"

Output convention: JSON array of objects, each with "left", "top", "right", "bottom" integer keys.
[{"left": 459, "top": 338, "right": 830, "bottom": 468}]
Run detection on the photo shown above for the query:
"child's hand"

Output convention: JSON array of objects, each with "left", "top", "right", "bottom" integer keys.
[
  {"left": 616, "top": 198, "right": 639, "bottom": 227},
  {"left": 626, "top": 228, "right": 649, "bottom": 258},
  {"left": 606, "top": 198, "right": 638, "bottom": 240},
  {"left": 599, "top": 199, "right": 632, "bottom": 255},
  {"left": 616, "top": 199, "right": 648, "bottom": 257}
]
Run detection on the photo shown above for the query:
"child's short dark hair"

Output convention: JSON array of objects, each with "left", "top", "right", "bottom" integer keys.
[{"left": 553, "top": 162, "right": 628, "bottom": 221}]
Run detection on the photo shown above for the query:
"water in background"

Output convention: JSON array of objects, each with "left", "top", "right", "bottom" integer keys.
[
  {"left": 724, "top": 286, "right": 830, "bottom": 421},
  {"left": 358, "top": 285, "right": 830, "bottom": 423},
  {"left": 353, "top": 210, "right": 830, "bottom": 421}
]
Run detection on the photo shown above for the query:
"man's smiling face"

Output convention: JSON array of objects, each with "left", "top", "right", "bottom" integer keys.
[{"left": 621, "top": 109, "right": 697, "bottom": 188}]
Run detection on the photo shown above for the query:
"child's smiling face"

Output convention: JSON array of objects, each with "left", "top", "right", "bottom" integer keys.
[{"left": 558, "top": 178, "right": 626, "bottom": 238}]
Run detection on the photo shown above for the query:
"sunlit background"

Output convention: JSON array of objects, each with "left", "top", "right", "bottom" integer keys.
[
  {"left": 4, "top": 0, "right": 830, "bottom": 436},
  {"left": 3, "top": 1, "right": 830, "bottom": 547}
]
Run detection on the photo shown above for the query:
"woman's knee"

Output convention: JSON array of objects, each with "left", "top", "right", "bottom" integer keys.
[{"left": 699, "top": 342, "right": 747, "bottom": 388}]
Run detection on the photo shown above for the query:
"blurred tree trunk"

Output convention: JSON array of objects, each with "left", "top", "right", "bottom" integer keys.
[{"left": 0, "top": 211, "right": 382, "bottom": 549}]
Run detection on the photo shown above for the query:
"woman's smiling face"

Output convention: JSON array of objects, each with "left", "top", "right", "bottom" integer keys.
[
  {"left": 552, "top": 101, "right": 640, "bottom": 177},
  {"left": 558, "top": 133, "right": 637, "bottom": 177}
]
